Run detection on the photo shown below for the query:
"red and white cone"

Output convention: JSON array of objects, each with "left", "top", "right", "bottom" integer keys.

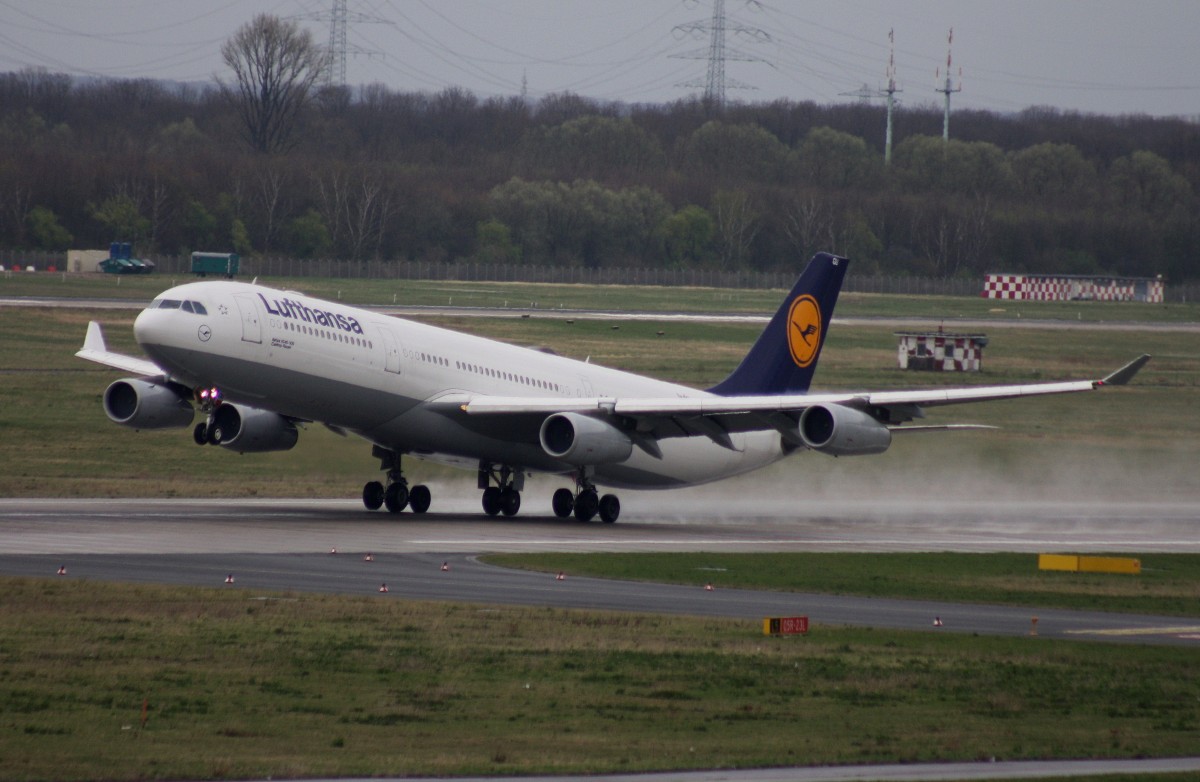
[
  {"left": 363, "top": 553, "right": 373, "bottom": 562},
  {"left": 933, "top": 617, "right": 943, "bottom": 627},
  {"left": 704, "top": 583, "right": 714, "bottom": 592},
  {"left": 56, "top": 565, "right": 67, "bottom": 576},
  {"left": 330, "top": 547, "right": 337, "bottom": 555},
  {"left": 378, "top": 583, "right": 388, "bottom": 593},
  {"left": 224, "top": 574, "right": 235, "bottom": 584},
  {"left": 440, "top": 562, "right": 449, "bottom": 572},
  {"left": 555, "top": 572, "right": 566, "bottom": 581}
]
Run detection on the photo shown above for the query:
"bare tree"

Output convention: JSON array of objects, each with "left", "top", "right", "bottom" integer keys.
[{"left": 218, "top": 14, "right": 327, "bottom": 154}]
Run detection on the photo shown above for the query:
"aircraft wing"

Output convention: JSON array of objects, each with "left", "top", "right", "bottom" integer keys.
[
  {"left": 461, "top": 354, "right": 1151, "bottom": 441},
  {"left": 75, "top": 321, "right": 165, "bottom": 378}
]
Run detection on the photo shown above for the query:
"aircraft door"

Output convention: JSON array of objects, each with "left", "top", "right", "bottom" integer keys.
[
  {"left": 232, "top": 293, "right": 262, "bottom": 344},
  {"left": 377, "top": 325, "right": 402, "bottom": 374}
]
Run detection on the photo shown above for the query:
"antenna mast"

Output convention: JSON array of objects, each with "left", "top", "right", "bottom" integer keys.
[
  {"left": 935, "top": 27, "right": 962, "bottom": 141},
  {"left": 838, "top": 29, "right": 901, "bottom": 164}
]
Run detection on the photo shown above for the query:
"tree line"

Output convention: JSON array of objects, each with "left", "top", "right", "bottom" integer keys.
[{"left": 1, "top": 18, "right": 1197, "bottom": 283}]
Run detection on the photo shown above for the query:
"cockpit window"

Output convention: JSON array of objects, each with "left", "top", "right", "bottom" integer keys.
[{"left": 152, "top": 298, "right": 207, "bottom": 314}]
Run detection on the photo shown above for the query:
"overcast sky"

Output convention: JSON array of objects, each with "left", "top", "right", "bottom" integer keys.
[{"left": 2, "top": 0, "right": 1198, "bottom": 118}]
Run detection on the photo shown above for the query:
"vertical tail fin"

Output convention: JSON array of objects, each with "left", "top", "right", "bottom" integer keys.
[{"left": 707, "top": 253, "right": 848, "bottom": 397}]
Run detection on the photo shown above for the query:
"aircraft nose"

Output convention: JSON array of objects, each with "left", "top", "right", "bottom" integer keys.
[{"left": 132, "top": 306, "right": 157, "bottom": 346}]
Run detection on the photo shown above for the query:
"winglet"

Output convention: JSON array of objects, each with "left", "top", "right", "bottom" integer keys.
[
  {"left": 76, "top": 321, "right": 164, "bottom": 377},
  {"left": 1098, "top": 354, "right": 1151, "bottom": 387},
  {"left": 83, "top": 320, "right": 108, "bottom": 353}
]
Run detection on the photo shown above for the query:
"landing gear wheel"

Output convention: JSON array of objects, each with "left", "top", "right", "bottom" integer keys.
[
  {"left": 362, "top": 481, "right": 385, "bottom": 511},
  {"left": 384, "top": 482, "right": 409, "bottom": 513},
  {"left": 574, "top": 489, "right": 599, "bottom": 522},
  {"left": 481, "top": 486, "right": 502, "bottom": 516},
  {"left": 552, "top": 488, "right": 575, "bottom": 518},
  {"left": 408, "top": 484, "right": 431, "bottom": 514},
  {"left": 193, "top": 422, "right": 208, "bottom": 445},
  {"left": 598, "top": 493, "right": 621, "bottom": 524},
  {"left": 499, "top": 488, "right": 521, "bottom": 517}
]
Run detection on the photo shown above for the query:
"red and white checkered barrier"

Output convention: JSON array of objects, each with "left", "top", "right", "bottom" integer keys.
[
  {"left": 982, "top": 274, "right": 1162, "bottom": 303},
  {"left": 896, "top": 332, "right": 985, "bottom": 372}
]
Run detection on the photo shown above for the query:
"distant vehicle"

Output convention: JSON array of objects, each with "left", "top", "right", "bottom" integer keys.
[
  {"left": 99, "top": 242, "right": 154, "bottom": 274},
  {"left": 191, "top": 252, "right": 239, "bottom": 278},
  {"left": 76, "top": 253, "right": 1149, "bottom": 523}
]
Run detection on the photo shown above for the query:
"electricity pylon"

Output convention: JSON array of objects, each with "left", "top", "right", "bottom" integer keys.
[
  {"left": 297, "top": 0, "right": 389, "bottom": 88},
  {"left": 671, "top": 0, "right": 770, "bottom": 109}
]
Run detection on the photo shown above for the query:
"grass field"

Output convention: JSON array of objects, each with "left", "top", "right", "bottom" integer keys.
[
  {"left": 5, "top": 269, "right": 1200, "bottom": 322},
  {"left": 2, "top": 577, "right": 1199, "bottom": 782},
  {"left": 0, "top": 287, "right": 1196, "bottom": 501},
  {"left": 2, "top": 275, "right": 1199, "bottom": 781},
  {"left": 486, "top": 552, "right": 1200, "bottom": 618}
]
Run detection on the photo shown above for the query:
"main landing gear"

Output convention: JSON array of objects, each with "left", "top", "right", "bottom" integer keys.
[
  {"left": 360, "top": 453, "right": 619, "bottom": 523},
  {"left": 478, "top": 462, "right": 523, "bottom": 517},
  {"left": 363, "top": 447, "right": 431, "bottom": 514},
  {"left": 552, "top": 470, "right": 620, "bottom": 523}
]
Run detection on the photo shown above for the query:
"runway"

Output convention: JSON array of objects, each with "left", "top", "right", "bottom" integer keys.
[{"left": 3, "top": 497, "right": 1198, "bottom": 647}]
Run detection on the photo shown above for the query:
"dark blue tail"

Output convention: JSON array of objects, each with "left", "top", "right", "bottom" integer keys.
[{"left": 707, "top": 253, "right": 848, "bottom": 396}]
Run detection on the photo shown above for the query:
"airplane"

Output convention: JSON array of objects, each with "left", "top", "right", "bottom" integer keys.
[{"left": 76, "top": 253, "right": 1150, "bottom": 523}]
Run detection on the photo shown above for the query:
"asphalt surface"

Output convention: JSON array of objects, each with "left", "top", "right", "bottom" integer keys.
[{"left": 3, "top": 497, "right": 1199, "bottom": 647}]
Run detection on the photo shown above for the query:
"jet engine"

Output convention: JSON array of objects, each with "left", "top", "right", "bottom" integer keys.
[
  {"left": 103, "top": 379, "right": 194, "bottom": 430},
  {"left": 208, "top": 403, "right": 299, "bottom": 453},
  {"left": 539, "top": 412, "right": 633, "bottom": 466},
  {"left": 798, "top": 403, "right": 892, "bottom": 456}
]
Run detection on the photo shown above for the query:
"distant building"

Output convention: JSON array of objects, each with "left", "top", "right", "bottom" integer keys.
[
  {"left": 983, "top": 273, "right": 1163, "bottom": 303},
  {"left": 895, "top": 330, "right": 988, "bottom": 372}
]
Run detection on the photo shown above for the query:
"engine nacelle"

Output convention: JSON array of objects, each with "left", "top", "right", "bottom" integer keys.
[
  {"left": 539, "top": 412, "right": 633, "bottom": 466},
  {"left": 103, "top": 379, "right": 194, "bottom": 430},
  {"left": 799, "top": 403, "right": 892, "bottom": 456},
  {"left": 209, "top": 403, "right": 298, "bottom": 453}
]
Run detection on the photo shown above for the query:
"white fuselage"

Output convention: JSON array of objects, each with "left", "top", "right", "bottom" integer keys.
[{"left": 134, "top": 281, "right": 790, "bottom": 489}]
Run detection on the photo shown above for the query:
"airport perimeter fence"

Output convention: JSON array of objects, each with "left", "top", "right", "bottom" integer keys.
[{"left": 5, "top": 249, "right": 1199, "bottom": 302}]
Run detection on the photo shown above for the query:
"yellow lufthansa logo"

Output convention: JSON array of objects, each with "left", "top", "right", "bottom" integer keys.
[{"left": 786, "top": 295, "right": 821, "bottom": 368}]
